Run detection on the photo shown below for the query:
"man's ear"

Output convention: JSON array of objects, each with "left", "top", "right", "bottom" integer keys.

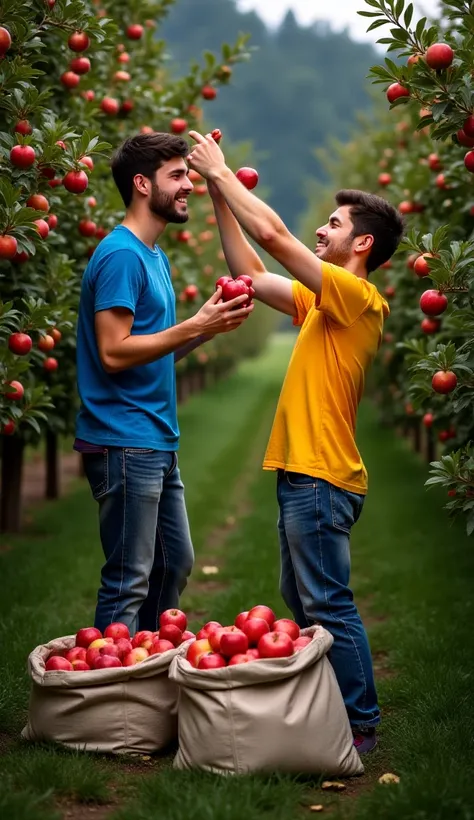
[
  {"left": 133, "top": 174, "right": 150, "bottom": 198},
  {"left": 354, "top": 234, "right": 374, "bottom": 256}
]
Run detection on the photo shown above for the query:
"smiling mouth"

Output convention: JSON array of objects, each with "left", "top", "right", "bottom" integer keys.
[{"left": 175, "top": 196, "right": 188, "bottom": 204}]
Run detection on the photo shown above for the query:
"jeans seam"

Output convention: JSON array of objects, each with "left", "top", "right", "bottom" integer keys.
[
  {"left": 154, "top": 522, "right": 168, "bottom": 622},
  {"left": 317, "top": 483, "right": 368, "bottom": 718},
  {"left": 111, "top": 449, "right": 126, "bottom": 625}
]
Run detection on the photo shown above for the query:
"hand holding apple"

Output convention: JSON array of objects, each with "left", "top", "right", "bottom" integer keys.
[{"left": 187, "top": 129, "right": 227, "bottom": 181}]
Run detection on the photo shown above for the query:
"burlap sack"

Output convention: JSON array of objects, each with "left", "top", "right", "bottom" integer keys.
[
  {"left": 169, "top": 626, "right": 363, "bottom": 777},
  {"left": 21, "top": 634, "right": 181, "bottom": 755}
]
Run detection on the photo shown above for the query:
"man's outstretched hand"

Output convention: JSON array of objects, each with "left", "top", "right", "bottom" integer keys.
[{"left": 187, "top": 130, "right": 227, "bottom": 180}]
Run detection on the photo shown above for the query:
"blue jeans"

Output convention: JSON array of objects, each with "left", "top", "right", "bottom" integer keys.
[
  {"left": 83, "top": 448, "right": 194, "bottom": 635},
  {"left": 277, "top": 471, "right": 380, "bottom": 730}
]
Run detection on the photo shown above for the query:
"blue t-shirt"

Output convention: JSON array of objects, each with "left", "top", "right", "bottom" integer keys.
[{"left": 75, "top": 225, "right": 179, "bottom": 450}]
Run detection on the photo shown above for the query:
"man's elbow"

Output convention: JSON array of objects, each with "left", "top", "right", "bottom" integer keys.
[
  {"left": 99, "top": 349, "right": 122, "bottom": 374},
  {"left": 257, "top": 222, "right": 288, "bottom": 252}
]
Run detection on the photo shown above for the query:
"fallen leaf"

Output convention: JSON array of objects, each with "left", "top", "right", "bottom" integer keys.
[
  {"left": 141, "top": 755, "right": 151, "bottom": 761},
  {"left": 378, "top": 772, "right": 400, "bottom": 785},
  {"left": 201, "top": 565, "right": 219, "bottom": 575},
  {"left": 321, "top": 781, "right": 346, "bottom": 791},
  {"left": 309, "top": 805, "right": 324, "bottom": 813}
]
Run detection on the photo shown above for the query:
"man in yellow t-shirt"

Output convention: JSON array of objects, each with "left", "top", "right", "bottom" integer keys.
[{"left": 187, "top": 132, "right": 404, "bottom": 754}]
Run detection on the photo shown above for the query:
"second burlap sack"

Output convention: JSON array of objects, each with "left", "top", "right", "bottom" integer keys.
[
  {"left": 21, "top": 634, "right": 181, "bottom": 755},
  {"left": 169, "top": 625, "right": 363, "bottom": 777}
]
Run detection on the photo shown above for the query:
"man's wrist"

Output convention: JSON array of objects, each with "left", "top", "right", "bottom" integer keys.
[{"left": 180, "top": 316, "right": 203, "bottom": 340}]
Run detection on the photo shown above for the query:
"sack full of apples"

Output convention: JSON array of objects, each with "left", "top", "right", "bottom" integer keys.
[
  {"left": 21, "top": 609, "right": 194, "bottom": 755},
  {"left": 169, "top": 605, "right": 363, "bottom": 777}
]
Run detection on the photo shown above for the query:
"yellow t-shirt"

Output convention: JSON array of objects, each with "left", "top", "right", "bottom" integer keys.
[{"left": 263, "top": 262, "right": 389, "bottom": 494}]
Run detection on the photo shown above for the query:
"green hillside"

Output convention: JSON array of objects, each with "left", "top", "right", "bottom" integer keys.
[{"left": 160, "top": 0, "right": 379, "bottom": 228}]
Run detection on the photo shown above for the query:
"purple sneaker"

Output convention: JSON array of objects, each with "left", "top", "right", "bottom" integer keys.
[{"left": 353, "top": 728, "right": 377, "bottom": 755}]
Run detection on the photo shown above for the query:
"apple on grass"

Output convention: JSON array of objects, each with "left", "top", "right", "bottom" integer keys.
[
  {"left": 257, "top": 631, "right": 294, "bottom": 659},
  {"left": 75, "top": 626, "right": 102, "bottom": 648}
]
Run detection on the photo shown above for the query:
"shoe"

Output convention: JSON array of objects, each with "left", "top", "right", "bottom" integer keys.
[{"left": 353, "top": 728, "right": 377, "bottom": 754}]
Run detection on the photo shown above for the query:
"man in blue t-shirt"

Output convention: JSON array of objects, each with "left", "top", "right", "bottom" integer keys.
[{"left": 75, "top": 132, "right": 253, "bottom": 635}]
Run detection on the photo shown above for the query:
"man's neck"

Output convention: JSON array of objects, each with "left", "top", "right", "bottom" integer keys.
[
  {"left": 121, "top": 210, "right": 167, "bottom": 249},
  {"left": 344, "top": 258, "right": 368, "bottom": 280}
]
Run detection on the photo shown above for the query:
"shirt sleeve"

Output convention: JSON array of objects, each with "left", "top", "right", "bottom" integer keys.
[
  {"left": 292, "top": 280, "right": 317, "bottom": 327},
  {"left": 317, "top": 262, "right": 377, "bottom": 328},
  {"left": 93, "top": 250, "right": 145, "bottom": 314}
]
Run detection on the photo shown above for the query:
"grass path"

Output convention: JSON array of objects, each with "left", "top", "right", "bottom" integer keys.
[{"left": 0, "top": 333, "right": 473, "bottom": 820}]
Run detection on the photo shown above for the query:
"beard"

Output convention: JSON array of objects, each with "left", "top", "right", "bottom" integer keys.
[
  {"left": 315, "top": 236, "right": 353, "bottom": 268},
  {"left": 148, "top": 182, "right": 189, "bottom": 224}
]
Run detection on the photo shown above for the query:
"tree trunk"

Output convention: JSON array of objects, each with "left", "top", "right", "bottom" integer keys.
[
  {"left": 45, "top": 431, "right": 59, "bottom": 499},
  {"left": 0, "top": 435, "right": 25, "bottom": 533}
]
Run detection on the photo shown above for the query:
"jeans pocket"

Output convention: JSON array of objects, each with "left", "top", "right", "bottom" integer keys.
[
  {"left": 285, "top": 472, "right": 316, "bottom": 489},
  {"left": 329, "top": 485, "right": 364, "bottom": 533},
  {"left": 123, "top": 448, "right": 155, "bottom": 455},
  {"left": 83, "top": 451, "right": 109, "bottom": 500}
]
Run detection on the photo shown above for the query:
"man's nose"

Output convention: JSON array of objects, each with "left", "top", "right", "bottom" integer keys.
[{"left": 316, "top": 227, "right": 327, "bottom": 239}]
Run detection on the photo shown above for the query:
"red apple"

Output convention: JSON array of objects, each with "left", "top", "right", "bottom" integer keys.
[
  {"left": 228, "top": 654, "right": 251, "bottom": 665},
  {"left": 68, "top": 31, "right": 90, "bottom": 52},
  {"left": 272, "top": 618, "right": 300, "bottom": 641},
  {"left": 220, "top": 630, "right": 248, "bottom": 658},
  {"left": 198, "top": 653, "right": 226, "bottom": 669},
  {"left": 2, "top": 420, "right": 15, "bottom": 436},
  {"left": 386, "top": 82, "right": 410, "bottom": 104},
  {"left": 183, "top": 284, "right": 198, "bottom": 302},
  {"left": 170, "top": 117, "right": 188, "bottom": 134},
  {"left": 0, "top": 235, "right": 18, "bottom": 259},
  {"left": 14, "top": 120, "right": 32, "bottom": 136},
  {"left": 234, "top": 611, "right": 249, "bottom": 630},
  {"left": 414, "top": 254, "right": 435, "bottom": 278},
  {"left": 422, "top": 412, "right": 434, "bottom": 428},
  {"left": 378, "top": 173, "right": 392, "bottom": 186},
  {"left": 428, "top": 153, "right": 442, "bottom": 171},
  {"left": 242, "top": 617, "right": 270, "bottom": 646},
  {"left": 114, "top": 70, "right": 131, "bottom": 82},
  {"left": 103, "top": 622, "right": 129, "bottom": 641},
  {"left": 420, "top": 290, "right": 448, "bottom": 316},
  {"left": 79, "top": 155, "right": 94, "bottom": 171},
  {"left": 34, "top": 219, "right": 49, "bottom": 239},
  {"left": 159, "top": 624, "right": 183, "bottom": 647},
  {"left": 201, "top": 85, "right": 217, "bottom": 100},
  {"left": 88, "top": 638, "right": 111, "bottom": 651},
  {"left": 208, "top": 626, "right": 233, "bottom": 653},
  {"left": 432, "top": 370, "right": 457, "bottom": 394},
  {"left": 100, "top": 96, "right": 120, "bottom": 115},
  {"left": 211, "top": 128, "right": 222, "bottom": 143},
  {"left": 61, "top": 71, "right": 81, "bottom": 89},
  {"left": 131, "top": 630, "right": 154, "bottom": 650},
  {"left": 10, "top": 144, "right": 36, "bottom": 169},
  {"left": 38, "top": 335, "right": 55, "bottom": 352},
  {"left": 43, "top": 357, "right": 58, "bottom": 372},
  {"left": 13, "top": 250, "right": 29, "bottom": 264},
  {"left": 93, "top": 655, "right": 122, "bottom": 670},
  {"left": 293, "top": 636, "right": 312, "bottom": 652},
  {"left": 99, "top": 643, "right": 120, "bottom": 659},
  {"left": 196, "top": 620, "right": 222, "bottom": 640},
  {"left": 27, "top": 194, "right": 49, "bottom": 212},
  {"left": 236, "top": 167, "right": 258, "bottom": 190},
  {"left": 221, "top": 279, "right": 249, "bottom": 303},
  {"left": 186, "top": 638, "right": 212, "bottom": 668},
  {"left": 126, "top": 23, "right": 143, "bottom": 39},
  {"left": 45, "top": 656, "right": 74, "bottom": 672},
  {"left": 246, "top": 648, "right": 260, "bottom": 660},
  {"left": 64, "top": 647, "right": 87, "bottom": 664},
  {"left": 8, "top": 333, "right": 32, "bottom": 356},
  {"left": 79, "top": 219, "right": 97, "bottom": 237},
  {"left": 257, "top": 631, "right": 294, "bottom": 659},
  {"left": 70, "top": 56, "right": 91, "bottom": 74},
  {"left": 421, "top": 317, "right": 440, "bottom": 334},
  {"left": 215, "top": 276, "right": 233, "bottom": 289},
  {"left": 5, "top": 380, "right": 24, "bottom": 401},
  {"left": 85, "top": 646, "right": 102, "bottom": 667},
  {"left": 71, "top": 660, "right": 91, "bottom": 671},
  {"left": 464, "top": 151, "right": 474, "bottom": 173},
  {"left": 149, "top": 638, "right": 175, "bottom": 655},
  {"left": 425, "top": 43, "right": 454, "bottom": 70},
  {"left": 114, "top": 638, "right": 133, "bottom": 658},
  {"left": 247, "top": 605, "right": 276, "bottom": 627},
  {"left": 75, "top": 626, "right": 102, "bottom": 648},
  {"left": 0, "top": 27, "right": 12, "bottom": 55},
  {"left": 123, "top": 647, "right": 149, "bottom": 666},
  {"left": 182, "top": 630, "right": 195, "bottom": 641},
  {"left": 63, "top": 170, "right": 88, "bottom": 193}
]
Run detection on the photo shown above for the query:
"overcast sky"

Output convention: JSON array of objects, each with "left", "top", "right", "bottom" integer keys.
[{"left": 236, "top": 0, "right": 440, "bottom": 42}]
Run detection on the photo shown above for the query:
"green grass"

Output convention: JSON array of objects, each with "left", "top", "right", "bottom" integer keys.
[{"left": 1, "top": 333, "right": 473, "bottom": 819}]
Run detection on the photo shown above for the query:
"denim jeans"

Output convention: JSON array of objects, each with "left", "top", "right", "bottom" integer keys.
[
  {"left": 83, "top": 448, "right": 194, "bottom": 635},
  {"left": 277, "top": 471, "right": 380, "bottom": 730}
]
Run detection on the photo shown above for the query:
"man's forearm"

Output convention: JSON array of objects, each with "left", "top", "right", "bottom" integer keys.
[
  {"left": 211, "top": 190, "right": 267, "bottom": 279},
  {"left": 174, "top": 333, "right": 212, "bottom": 363},
  {"left": 101, "top": 318, "right": 202, "bottom": 373},
  {"left": 212, "top": 166, "right": 287, "bottom": 250}
]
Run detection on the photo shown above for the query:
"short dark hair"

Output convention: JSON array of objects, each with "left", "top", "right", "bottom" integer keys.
[
  {"left": 111, "top": 132, "right": 189, "bottom": 207},
  {"left": 335, "top": 189, "right": 405, "bottom": 273}
]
